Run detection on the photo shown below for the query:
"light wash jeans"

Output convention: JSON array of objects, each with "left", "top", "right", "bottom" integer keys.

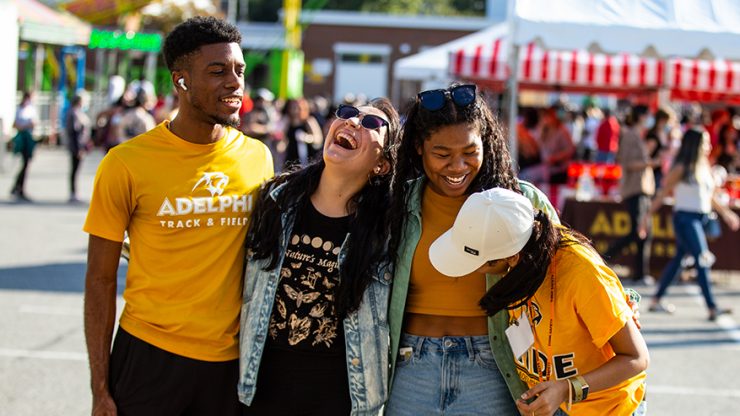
[
  {"left": 385, "top": 334, "right": 517, "bottom": 416},
  {"left": 655, "top": 211, "right": 717, "bottom": 310}
]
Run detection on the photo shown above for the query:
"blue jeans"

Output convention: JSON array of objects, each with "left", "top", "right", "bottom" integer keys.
[
  {"left": 596, "top": 150, "right": 616, "bottom": 164},
  {"left": 386, "top": 334, "right": 517, "bottom": 416},
  {"left": 654, "top": 211, "right": 717, "bottom": 310}
]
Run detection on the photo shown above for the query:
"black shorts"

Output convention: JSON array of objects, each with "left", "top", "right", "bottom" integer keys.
[
  {"left": 244, "top": 346, "right": 351, "bottom": 416},
  {"left": 109, "top": 328, "right": 241, "bottom": 416}
]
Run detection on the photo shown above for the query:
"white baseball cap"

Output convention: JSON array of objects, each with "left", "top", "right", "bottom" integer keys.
[{"left": 429, "top": 188, "right": 535, "bottom": 277}]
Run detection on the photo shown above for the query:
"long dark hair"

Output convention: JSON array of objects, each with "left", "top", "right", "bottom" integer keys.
[
  {"left": 388, "top": 82, "right": 518, "bottom": 262},
  {"left": 672, "top": 128, "right": 707, "bottom": 183},
  {"left": 479, "top": 211, "right": 592, "bottom": 315},
  {"left": 245, "top": 97, "right": 400, "bottom": 319}
]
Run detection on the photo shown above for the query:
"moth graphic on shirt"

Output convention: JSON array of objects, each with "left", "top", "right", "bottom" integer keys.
[{"left": 283, "top": 284, "right": 321, "bottom": 308}]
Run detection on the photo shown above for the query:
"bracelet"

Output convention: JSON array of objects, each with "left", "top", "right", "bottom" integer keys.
[
  {"left": 569, "top": 376, "right": 584, "bottom": 402},
  {"left": 566, "top": 378, "right": 573, "bottom": 411}
]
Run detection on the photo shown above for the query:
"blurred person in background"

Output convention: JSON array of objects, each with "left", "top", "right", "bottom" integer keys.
[
  {"left": 564, "top": 107, "right": 584, "bottom": 151},
  {"left": 118, "top": 90, "right": 156, "bottom": 142},
  {"left": 281, "top": 97, "right": 323, "bottom": 169},
  {"left": 579, "top": 106, "right": 602, "bottom": 162},
  {"left": 712, "top": 123, "right": 739, "bottom": 174},
  {"left": 10, "top": 91, "right": 38, "bottom": 201},
  {"left": 241, "top": 88, "right": 280, "bottom": 171},
  {"left": 596, "top": 108, "right": 620, "bottom": 163},
  {"left": 603, "top": 105, "right": 658, "bottom": 285},
  {"left": 516, "top": 107, "right": 542, "bottom": 180},
  {"left": 308, "top": 94, "right": 330, "bottom": 131},
  {"left": 153, "top": 93, "right": 180, "bottom": 124},
  {"left": 643, "top": 129, "right": 740, "bottom": 321},
  {"left": 94, "top": 97, "right": 125, "bottom": 153},
  {"left": 645, "top": 108, "right": 672, "bottom": 189},
  {"left": 538, "top": 105, "right": 576, "bottom": 186},
  {"left": 707, "top": 108, "right": 731, "bottom": 148},
  {"left": 65, "top": 93, "right": 91, "bottom": 203},
  {"left": 517, "top": 106, "right": 575, "bottom": 192}
]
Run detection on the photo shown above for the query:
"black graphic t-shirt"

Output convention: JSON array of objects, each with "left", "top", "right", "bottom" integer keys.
[{"left": 268, "top": 200, "right": 350, "bottom": 355}]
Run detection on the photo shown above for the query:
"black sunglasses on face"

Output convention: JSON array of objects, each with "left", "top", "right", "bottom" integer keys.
[
  {"left": 417, "top": 84, "right": 477, "bottom": 111},
  {"left": 335, "top": 105, "right": 389, "bottom": 130}
]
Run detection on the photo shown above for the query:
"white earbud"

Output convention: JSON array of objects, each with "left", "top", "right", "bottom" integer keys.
[{"left": 178, "top": 78, "right": 187, "bottom": 91}]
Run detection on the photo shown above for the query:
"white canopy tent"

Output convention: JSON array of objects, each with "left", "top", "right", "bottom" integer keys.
[
  {"left": 511, "top": 0, "right": 740, "bottom": 59},
  {"left": 503, "top": 0, "right": 740, "bottom": 165}
]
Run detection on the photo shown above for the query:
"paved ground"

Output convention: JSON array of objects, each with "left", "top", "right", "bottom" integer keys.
[{"left": 1, "top": 146, "right": 739, "bottom": 415}]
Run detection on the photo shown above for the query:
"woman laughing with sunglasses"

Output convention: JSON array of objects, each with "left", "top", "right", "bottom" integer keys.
[
  {"left": 385, "top": 83, "right": 560, "bottom": 415},
  {"left": 238, "top": 98, "right": 399, "bottom": 415}
]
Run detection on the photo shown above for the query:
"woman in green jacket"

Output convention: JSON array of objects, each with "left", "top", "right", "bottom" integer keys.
[{"left": 385, "top": 83, "right": 559, "bottom": 415}]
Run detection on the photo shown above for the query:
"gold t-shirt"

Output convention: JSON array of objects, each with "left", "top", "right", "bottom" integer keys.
[
  {"left": 509, "top": 243, "right": 646, "bottom": 415},
  {"left": 84, "top": 122, "right": 274, "bottom": 361},
  {"left": 407, "top": 185, "right": 488, "bottom": 317}
]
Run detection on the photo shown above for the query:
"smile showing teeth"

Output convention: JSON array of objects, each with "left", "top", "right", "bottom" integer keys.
[
  {"left": 334, "top": 132, "right": 357, "bottom": 150},
  {"left": 444, "top": 175, "right": 466, "bottom": 185},
  {"left": 221, "top": 97, "right": 242, "bottom": 105}
]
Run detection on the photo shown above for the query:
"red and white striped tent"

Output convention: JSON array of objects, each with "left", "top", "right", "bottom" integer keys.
[
  {"left": 450, "top": 39, "right": 665, "bottom": 94},
  {"left": 668, "top": 58, "right": 740, "bottom": 103}
]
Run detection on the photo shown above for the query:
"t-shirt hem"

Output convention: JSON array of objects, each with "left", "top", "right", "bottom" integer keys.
[{"left": 120, "top": 318, "right": 238, "bottom": 362}]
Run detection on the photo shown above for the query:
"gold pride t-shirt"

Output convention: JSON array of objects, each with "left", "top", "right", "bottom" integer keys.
[
  {"left": 509, "top": 243, "right": 646, "bottom": 416},
  {"left": 84, "top": 122, "right": 273, "bottom": 361}
]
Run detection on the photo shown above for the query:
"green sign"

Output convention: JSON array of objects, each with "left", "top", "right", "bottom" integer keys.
[
  {"left": 89, "top": 29, "right": 162, "bottom": 52},
  {"left": 269, "top": 48, "right": 304, "bottom": 99}
]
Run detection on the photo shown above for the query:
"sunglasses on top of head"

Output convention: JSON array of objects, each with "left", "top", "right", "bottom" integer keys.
[
  {"left": 417, "top": 84, "right": 477, "bottom": 111},
  {"left": 335, "top": 105, "right": 389, "bottom": 131}
]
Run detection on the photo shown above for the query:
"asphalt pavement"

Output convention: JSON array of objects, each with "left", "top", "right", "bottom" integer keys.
[{"left": 1, "top": 146, "right": 739, "bottom": 415}]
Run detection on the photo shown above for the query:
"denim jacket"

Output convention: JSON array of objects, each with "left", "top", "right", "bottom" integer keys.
[
  {"left": 238, "top": 182, "right": 392, "bottom": 416},
  {"left": 387, "top": 178, "right": 560, "bottom": 402}
]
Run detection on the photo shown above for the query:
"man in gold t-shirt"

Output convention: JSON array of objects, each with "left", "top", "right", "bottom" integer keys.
[{"left": 83, "top": 17, "right": 273, "bottom": 416}]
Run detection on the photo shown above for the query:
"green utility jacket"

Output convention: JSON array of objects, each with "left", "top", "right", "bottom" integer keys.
[{"left": 387, "top": 178, "right": 561, "bottom": 401}]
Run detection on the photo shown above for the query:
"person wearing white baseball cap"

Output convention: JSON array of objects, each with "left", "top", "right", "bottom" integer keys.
[
  {"left": 430, "top": 188, "right": 650, "bottom": 416},
  {"left": 429, "top": 188, "right": 535, "bottom": 278}
]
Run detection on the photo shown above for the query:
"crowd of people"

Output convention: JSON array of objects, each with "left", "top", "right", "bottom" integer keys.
[
  {"left": 4, "top": 14, "right": 737, "bottom": 416},
  {"left": 517, "top": 101, "right": 740, "bottom": 192}
]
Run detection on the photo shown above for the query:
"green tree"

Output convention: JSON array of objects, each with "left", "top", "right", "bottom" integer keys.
[{"left": 247, "top": 0, "right": 482, "bottom": 22}]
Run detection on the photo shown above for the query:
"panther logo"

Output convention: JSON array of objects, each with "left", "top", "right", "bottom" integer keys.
[{"left": 191, "top": 172, "right": 229, "bottom": 197}]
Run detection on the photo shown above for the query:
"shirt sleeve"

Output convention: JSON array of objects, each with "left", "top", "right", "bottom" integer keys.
[
  {"left": 564, "top": 248, "right": 633, "bottom": 348},
  {"left": 518, "top": 179, "right": 561, "bottom": 225},
  {"left": 83, "top": 152, "right": 135, "bottom": 242}
]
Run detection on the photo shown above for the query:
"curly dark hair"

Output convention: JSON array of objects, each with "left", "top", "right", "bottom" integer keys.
[
  {"left": 163, "top": 16, "right": 242, "bottom": 71},
  {"left": 388, "top": 82, "right": 519, "bottom": 262},
  {"left": 246, "top": 97, "right": 400, "bottom": 318}
]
